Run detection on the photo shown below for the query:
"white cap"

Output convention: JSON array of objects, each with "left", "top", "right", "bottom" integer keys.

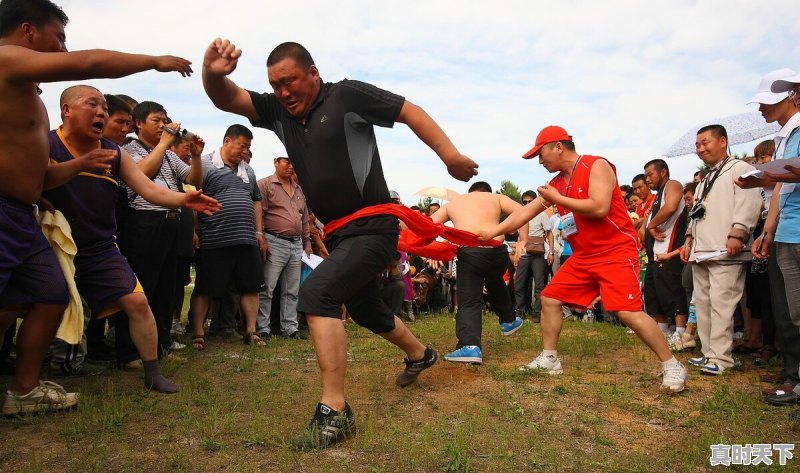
[
  {"left": 771, "top": 71, "right": 800, "bottom": 93},
  {"left": 747, "top": 68, "right": 796, "bottom": 105},
  {"left": 271, "top": 147, "right": 289, "bottom": 160}
]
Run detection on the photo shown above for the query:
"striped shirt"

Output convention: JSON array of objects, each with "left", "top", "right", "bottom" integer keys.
[
  {"left": 197, "top": 155, "right": 261, "bottom": 249},
  {"left": 122, "top": 139, "right": 190, "bottom": 211}
]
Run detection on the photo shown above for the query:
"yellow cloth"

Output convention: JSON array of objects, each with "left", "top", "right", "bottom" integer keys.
[{"left": 37, "top": 210, "right": 83, "bottom": 344}]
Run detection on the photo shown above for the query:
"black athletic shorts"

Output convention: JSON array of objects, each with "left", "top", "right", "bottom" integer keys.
[
  {"left": 298, "top": 232, "right": 398, "bottom": 334},
  {"left": 194, "top": 245, "right": 265, "bottom": 297},
  {"left": 643, "top": 258, "right": 688, "bottom": 317}
]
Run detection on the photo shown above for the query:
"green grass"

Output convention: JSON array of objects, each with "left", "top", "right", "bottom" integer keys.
[{"left": 1, "top": 310, "right": 798, "bottom": 472}]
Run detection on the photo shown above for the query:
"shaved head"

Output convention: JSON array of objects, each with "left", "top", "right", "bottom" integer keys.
[{"left": 59, "top": 84, "right": 100, "bottom": 107}]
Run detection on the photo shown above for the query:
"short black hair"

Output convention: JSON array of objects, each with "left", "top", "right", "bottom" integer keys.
[
  {"left": 224, "top": 124, "right": 253, "bottom": 141},
  {"left": 428, "top": 202, "right": 441, "bottom": 208},
  {"left": 632, "top": 173, "right": 646, "bottom": 185},
  {"left": 0, "top": 0, "right": 68, "bottom": 38},
  {"left": 115, "top": 94, "right": 137, "bottom": 109},
  {"left": 644, "top": 158, "right": 669, "bottom": 177},
  {"left": 131, "top": 101, "right": 166, "bottom": 134},
  {"left": 267, "top": 42, "right": 315, "bottom": 69},
  {"left": 468, "top": 181, "right": 492, "bottom": 193},
  {"left": 522, "top": 190, "right": 536, "bottom": 200},
  {"left": 104, "top": 94, "right": 131, "bottom": 117},
  {"left": 697, "top": 124, "right": 728, "bottom": 141},
  {"left": 683, "top": 181, "right": 698, "bottom": 194}
]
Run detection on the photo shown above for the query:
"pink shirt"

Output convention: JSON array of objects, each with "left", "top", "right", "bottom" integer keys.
[{"left": 256, "top": 174, "right": 310, "bottom": 241}]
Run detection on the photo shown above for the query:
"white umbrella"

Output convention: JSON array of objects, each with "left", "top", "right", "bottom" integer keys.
[
  {"left": 413, "top": 186, "right": 460, "bottom": 201},
  {"left": 663, "top": 111, "right": 779, "bottom": 158}
]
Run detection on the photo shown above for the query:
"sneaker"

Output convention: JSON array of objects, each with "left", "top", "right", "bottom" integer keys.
[
  {"left": 699, "top": 362, "right": 725, "bottom": 376},
  {"left": 52, "top": 361, "right": 106, "bottom": 378},
  {"left": 444, "top": 345, "right": 482, "bottom": 364},
  {"left": 499, "top": 317, "right": 524, "bottom": 336},
  {"left": 169, "top": 341, "right": 187, "bottom": 351},
  {"left": 121, "top": 359, "right": 143, "bottom": 370},
  {"left": 519, "top": 352, "right": 563, "bottom": 374},
  {"left": 660, "top": 361, "right": 687, "bottom": 393},
  {"left": 170, "top": 320, "right": 186, "bottom": 335},
  {"left": 2, "top": 381, "right": 79, "bottom": 415},
  {"left": 284, "top": 331, "right": 308, "bottom": 340},
  {"left": 396, "top": 346, "right": 438, "bottom": 387},
  {"left": 670, "top": 332, "right": 696, "bottom": 352},
  {"left": 291, "top": 402, "right": 357, "bottom": 451},
  {"left": 688, "top": 356, "right": 708, "bottom": 367}
]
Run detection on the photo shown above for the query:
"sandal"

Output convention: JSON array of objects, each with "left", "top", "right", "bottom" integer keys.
[
  {"left": 192, "top": 334, "right": 206, "bottom": 351},
  {"left": 243, "top": 332, "right": 267, "bottom": 347}
]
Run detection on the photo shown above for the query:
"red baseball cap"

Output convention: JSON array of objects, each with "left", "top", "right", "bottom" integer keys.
[{"left": 522, "top": 125, "right": 572, "bottom": 159}]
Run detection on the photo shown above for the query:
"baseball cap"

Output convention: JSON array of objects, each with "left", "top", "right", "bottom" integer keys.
[
  {"left": 271, "top": 147, "right": 289, "bottom": 160},
  {"left": 747, "top": 68, "right": 796, "bottom": 105},
  {"left": 771, "top": 70, "right": 800, "bottom": 93},
  {"left": 522, "top": 125, "right": 572, "bottom": 159}
]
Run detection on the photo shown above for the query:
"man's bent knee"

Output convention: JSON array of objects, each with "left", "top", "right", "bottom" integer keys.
[{"left": 118, "top": 293, "right": 153, "bottom": 321}]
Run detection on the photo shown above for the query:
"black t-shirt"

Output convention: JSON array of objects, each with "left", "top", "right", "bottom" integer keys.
[{"left": 248, "top": 79, "right": 404, "bottom": 237}]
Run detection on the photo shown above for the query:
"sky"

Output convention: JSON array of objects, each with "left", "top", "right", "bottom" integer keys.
[{"left": 43, "top": 0, "right": 800, "bottom": 206}]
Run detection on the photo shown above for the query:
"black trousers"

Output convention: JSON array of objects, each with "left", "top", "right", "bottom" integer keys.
[
  {"left": 514, "top": 254, "right": 548, "bottom": 315},
  {"left": 455, "top": 246, "right": 515, "bottom": 348},
  {"left": 768, "top": 252, "right": 800, "bottom": 382},
  {"left": 117, "top": 211, "right": 179, "bottom": 359}
]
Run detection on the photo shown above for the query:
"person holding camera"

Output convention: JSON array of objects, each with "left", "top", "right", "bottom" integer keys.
[
  {"left": 679, "top": 125, "right": 762, "bottom": 376},
  {"left": 117, "top": 101, "right": 204, "bottom": 361}
]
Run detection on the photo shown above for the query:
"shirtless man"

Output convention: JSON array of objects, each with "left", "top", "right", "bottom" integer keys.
[
  {"left": 480, "top": 126, "right": 687, "bottom": 393},
  {"left": 0, "top": 0, "right": 191, "bottom": 415},
  {"left": 431, "top": 181, "right": 525, "bottom": 365}
]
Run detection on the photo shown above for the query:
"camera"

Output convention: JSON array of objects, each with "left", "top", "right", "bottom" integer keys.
[
  {"left": 688, "top": 202, "right": 706, "bottom": 220},
  {"left": 163, "top": 126, "right": 188, "bottom": 137}
]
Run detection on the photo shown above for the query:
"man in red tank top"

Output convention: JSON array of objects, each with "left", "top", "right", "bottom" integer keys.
[{"left": 481, "top": 126, "right": 687, "bottom": 393}]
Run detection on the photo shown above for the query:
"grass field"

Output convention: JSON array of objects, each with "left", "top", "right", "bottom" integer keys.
[{"left": 1, "top": 311, "right": 798, "bottom": 472}]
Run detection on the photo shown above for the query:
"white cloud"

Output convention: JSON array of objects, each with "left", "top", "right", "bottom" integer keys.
[{"left": 45, "top": 0, "right": 800, "bottom": 206}]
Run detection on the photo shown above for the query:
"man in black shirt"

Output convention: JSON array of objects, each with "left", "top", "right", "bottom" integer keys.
[{"left": 202, "top": 38, "right": 478, "bottom": 450}]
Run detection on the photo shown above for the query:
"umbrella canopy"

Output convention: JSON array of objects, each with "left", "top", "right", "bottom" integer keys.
[
  {"left": 663, "top": 111, "right": 780, "bottom": 158},
  {"left": 414, "top": 186, "right": 460, "bottom": 201}
]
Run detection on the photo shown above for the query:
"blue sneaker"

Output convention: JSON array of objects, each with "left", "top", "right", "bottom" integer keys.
[
  {"left": 699, "top": 362, "right": 725, "bottom": 376},
  {"left": 444, "top": 346, "right": 482, "bottom": 364},
  {"left": 500, "top": 317, "right": 524, "bottom": 336},
  {"left": 688, "top": 356, "right": 708, "bottom": 367}
]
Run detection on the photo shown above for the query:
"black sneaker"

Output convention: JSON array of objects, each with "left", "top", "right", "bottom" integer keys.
[
  {"left": 284, "top": 331, "right": 308, "bottom": 340},
  {"left": 52, "top": 361, "right": 107, "bottom": 378},
  {"left": 291, "top": 402, "right": 357, "bottom": 451},
  {"left": 396, "top": 346, "right": 438, "bottom": 387}
]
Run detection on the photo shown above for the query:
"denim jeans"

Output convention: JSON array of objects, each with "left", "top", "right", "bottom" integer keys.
[{"left": 256, "top": 234, "right": 302, "bottom": 335}]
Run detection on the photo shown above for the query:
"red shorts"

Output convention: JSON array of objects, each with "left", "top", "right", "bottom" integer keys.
[{"left": 542, "top": 255, "right": 642, "bottom": 312}]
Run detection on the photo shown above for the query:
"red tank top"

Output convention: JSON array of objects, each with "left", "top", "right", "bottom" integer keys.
[{"left": 549, "top": 155, "right": 640, "bottom": 260}]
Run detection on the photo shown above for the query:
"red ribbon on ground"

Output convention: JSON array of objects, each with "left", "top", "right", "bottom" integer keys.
[{"left": 323, "top": 203, "right": 501, "bottom": 260}]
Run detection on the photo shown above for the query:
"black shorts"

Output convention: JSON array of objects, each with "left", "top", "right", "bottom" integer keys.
[
  {"left": 74, "top": 244, "right": 140, "bottom": 316},
  {"left": 643, "top": 259, "right": 688, "bottom": 317},
  {"left": 0, "top": 196, "right": 68, "bottom": 307},
  {"left": 194, "top": 245, "right": 265, "bottom": 297},
  {"left": 298, "top": 232, "right": 398, "bottom": 334}
]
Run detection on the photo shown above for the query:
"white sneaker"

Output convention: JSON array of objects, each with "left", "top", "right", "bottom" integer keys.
[
  {"left": 670, "top": 332, "right": 696, "bottom": 352},
  {"left": 660, "top": 361, "right": 687, "bottom": 393},
  {"left": 2, "top": 381, "right": 79, "bottom": 415},
  {"left": 169, "top": 341, "right": 187, "bottom": 351},
  {"left": 170, "top": 321, "right": 186, "bottom": 335},
  {"left": 519, "top": 352, "right": 563, "bottom": 374}
]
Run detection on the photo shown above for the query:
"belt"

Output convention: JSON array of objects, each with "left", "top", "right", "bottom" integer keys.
[
  {"left": 264, "top": 230, "right": 302, "bottom": 243},
  {"left": 133, "top": 209, "right": 181, "bottom": 220}
]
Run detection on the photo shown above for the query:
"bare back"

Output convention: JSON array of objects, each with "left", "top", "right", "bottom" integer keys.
[
  {"left": 435, "top": 192, "right": 523, "bottom": 243},
  {"left": 0, "top": 49, "right": 50, "bottom": 204}
]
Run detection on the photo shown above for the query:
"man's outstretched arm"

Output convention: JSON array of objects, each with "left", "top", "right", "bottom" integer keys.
[
  {"left": 0, "top": 46, "right": 192, "bottom": 83},
  {"left": 396, "top": 100, "right": 478, "bottom": 182},
  {"left": 201, "top": 38, "right": 259, "bottom": 120}
]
